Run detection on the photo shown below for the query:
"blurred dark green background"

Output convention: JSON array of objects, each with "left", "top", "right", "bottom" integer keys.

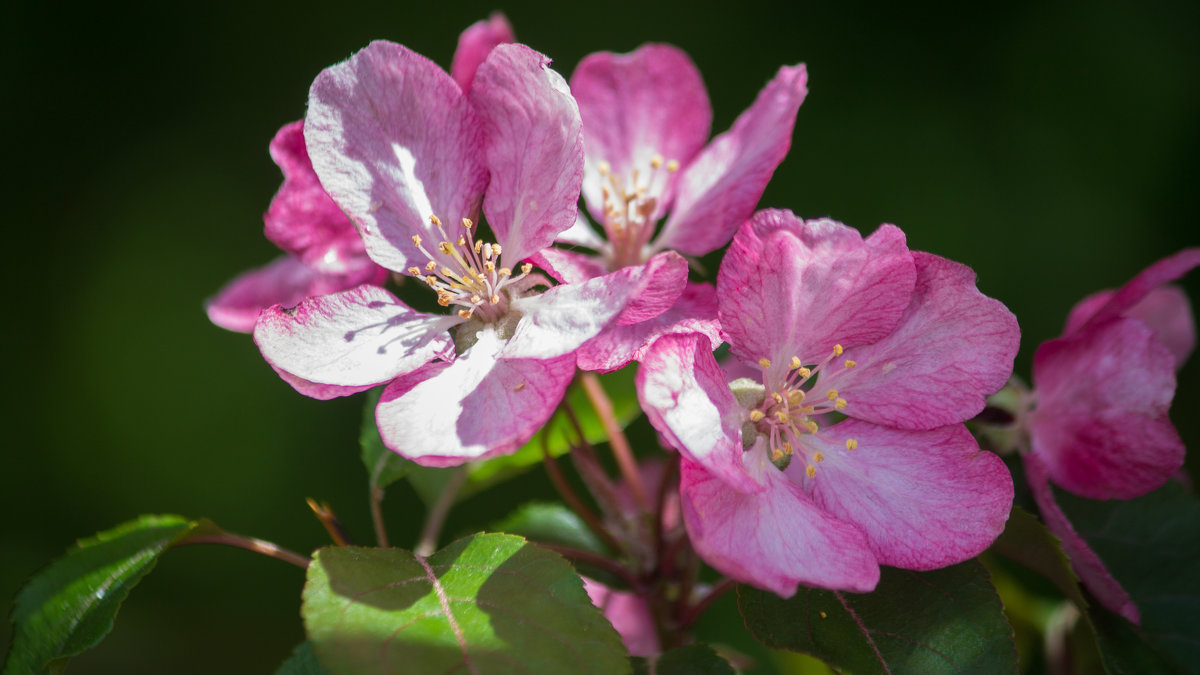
[{"left": 4, "top": 1, "right": 1198, "bottom": 672}]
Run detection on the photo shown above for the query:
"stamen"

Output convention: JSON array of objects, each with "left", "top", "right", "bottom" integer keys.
[
  {"left": 774, "top": 411, "right": 789, "bottom": 423},
  {"left": 845, "top": 439, "right": 858, "bottom": 451},
  {"left": 429, "top": 215, "right": 442, "bottom": 227},
  {"left": 844, "top": 360, "right": 857, "bottom": 369},
  {"left": 758, "top": 358, "right": 772, "bottom": 369},
  {"left": 666, "top": 159, "right": 679, "bottom": 172},
  {"left": 650, "top": 155, "right": 664, "bottom": 169},
  {"left": 749, "top": 410, "right": 765, "bottom": 422},
  {"left": 598, "top": 161, "right": 610, "bottom": 175},
  {"left": 520, "top": 262, "right": 532, "bottom": 274},
  {"left": 833, "top": 344, "right": 844, "bottom": 356},
  {"left": 772, "top": 392, "right": 783, "bottom": 404},
  {"left": 425, "top": 261, "right": 437, "bottom": 272},
  {"left": 461, "top": 217, "right": 473, "bottom": 228},
  {"left": 408, "top": 266, "right": 421, "bottom": 276},
  {"left": 806, "top": 465, "right": 817, "bottom": 478},
  {"left": 834, "top": 398, "right": 847, "bottom": 409},
  {"left": 826, "top": 389, "right": 839, "bottom": 401},
  {"left": 457, "top": 309, "right": 471, "bottom": 318},
  {"left": 797, "top": 367, "right": 811, "bottom": 379},
  {"left": 790, "top": 356, "right": 802, "bottom": 370},
  {"left": 411, "top": 235, "right": 422, "bottom": 246},
  {"left": 813, "top": 452, "right": 824, "bottom": 463}
]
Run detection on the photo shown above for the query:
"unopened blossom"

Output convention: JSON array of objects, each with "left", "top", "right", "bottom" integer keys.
[
  {"left": 534, "top": 44, "right": 810, "bottom": 372},
  {"left": 583, "top": 578, "right": 659, "bottom": 658},
  {"left": 206, "top": 16, "right": 513, "bottom": 332},
  {"left": 637, "top": 209, "right": 1018, "bottom": 595},
  {"left": 1020, "top": 248, "right": 1199, "bottom": 622},
  {"left": 255, "top": 41, "right": 652, "bottom": 466}
]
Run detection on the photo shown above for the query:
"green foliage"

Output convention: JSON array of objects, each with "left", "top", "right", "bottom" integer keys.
[
  {"left": 989, "top": 507, "right": 1088, "bottom": 608},
  {"left": 1055, "top": 482, "right": 1200, "bottom": 672},
  {"left": 491, "top": 502, "right": 607, "bottom": 555},
  {"left": 4, "top": 515, "right": 216, "bottom": 675},
  {"left": 274, "top": 643, "right": 331, "bottom": 675},
  {"left": 630, "top": 644, "right": 736, "bottom": 675},
  {"left": 301, "top": 534, "right": 629, "bottom": 674},
  {"left": 360, "top": 387, "right": 414, "bottom": 493},
  {"left": 738, "top": 560, "right": 1018, "bottom": 674}
]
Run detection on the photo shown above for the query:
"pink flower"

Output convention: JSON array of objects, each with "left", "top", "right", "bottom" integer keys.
[
  {"left": 1021, "top": 248, "right": 1200, "bottom": 622},
  {"left": 205, "top": 120, "right": 389, "bottom": 332},
  {"left": 533, "top": 44, "right": 810, "bottom": 373},
  {"left": 583, "top": 579, "right": 660, "bottom": 658},
  {"left": 206, "top": 16, "right": 514, "bottom": 332},
  {"left": 254, "top": 41, "right": 652, "bottom": 466},
  {"left": 636, "top": 209, "right": 1018, "bottom": 595}
]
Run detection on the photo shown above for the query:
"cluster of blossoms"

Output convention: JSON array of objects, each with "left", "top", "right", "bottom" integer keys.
[{"left": 207, "top": 12, "right": 1195, "bottom": 654}]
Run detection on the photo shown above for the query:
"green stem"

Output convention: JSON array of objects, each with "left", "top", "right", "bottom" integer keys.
[
  {"left": 414, "top": 466, "right": 468, "bottom": 556},
  {"left": 178, "top": 532, "right": 310, "bottom": 569},
  {"left": 579, "top": 372, "right": 649, "bottom": 510},
  {"left": 678, "top": 577, "right": 736, "bottom": 630},
  {"left": 370, "top": 486, "right": 390, "bottom": 548}
]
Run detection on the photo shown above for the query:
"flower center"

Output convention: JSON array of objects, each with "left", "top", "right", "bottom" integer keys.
[
  {"left": 595, "top": 154, "right": 679, "bottom": 268},
  {"left": 740, "top": 344, "right": 860, "bottom": 478},
  {"left": 405, "top": 215, "right": 533, "bottom": 324}
]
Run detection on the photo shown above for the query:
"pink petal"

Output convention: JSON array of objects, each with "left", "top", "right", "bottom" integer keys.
[
  {"left": 583, "top": 579, "right": 660, "bottom": 658},
  {"left": 1024, "top": 453, "right": 1140, "bottom": 623},
  {"left": 268, "top": 364, "right": 378, "bottom": 401},
  {"left": 305, "top": 40, "right": 488, "bottom": 273},
  {"left": 679, "top": 459, "right": 880, "bottom": 596},
  {"left": 1073, "top": 248, "right": 1200, "bottom": 333},
  {"left": 793, "top": 420, "right": 1012, "bottom": 570},
  {"left": 501, "top": 263, "right": 651, "bottom": 360},
  {"left": 613, "top": 251, "right": 688, "bottom": 326},
  {"left": 528, "top": 248, "right": 608, "bottom": 284},
  {"left": 577, "top": 282, "right": 721, "bottom": 373},
  {"left": 1067, "top": 286, "right": 1195, "bottom": 370},
  {"left": 206, "top": 256, "right": 388, "bottom": 333},
  {"left": 636, "top": 334, "right": 765, "bottom": 494},
  {"left": 470, "top": 44, "right": 584, "bottom": 263},
  {"left": 1031, "top": 317, "right": 1184, "bottom": 499},
  {"left": 557, "top": 212, "right": 607, "bottom": 250},
  {"left": 375, "top": 328, "right": 576, "bottom": 466},
  {"left": 253, "top": 284, "right": 458, "bottom": 389},
  {"left": 654, "top": 64, "right": 809, "bottom": 257},
  {"left": 449, "top": 12, "right": 514, "bottom": 92},
  {"left": 264, "top": 121, "right": 374, "bottom": 275},
  {"left": 572, "top": 44, "right": 712, "bottom": 221},
  {"left": 828, "top": 252, "right": 1020, "bottom": 429},
  {"left": 719, "top": 211, "right": 916, "bottom": 370}
]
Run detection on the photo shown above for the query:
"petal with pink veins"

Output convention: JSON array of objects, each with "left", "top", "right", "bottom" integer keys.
[
  {"left": 207, "top": 256, "right": 388, "bottom": 333},
  {"left": 501, "top": 263, "right": 650, "bottom": 359},
  {"left": 679, "top": 459, "right": 879, "bottom": 596},
  {"left": 253, "top": 285, "right": 458, "bottom": 389},
  {"left": 612, "top": 250, "right": 688, "bottom": 326},
  {"left": 719, "top": 211, "right": 916, "bottom": 369},
  {"left": 306, "top": 40, "right": 488, "bottom": 273},
  {"left": 1072, "top": 248, "right": 1200, "bottom": 333},
  {"left": 1031, "top": 317, "right": 1184, "bottom": 499},
  {"left": 793, "top": 420, "right": 1013, "bottom": 570},
  {"left": 583, "top": 579, "right": 660, "bottom": 658},
  {"left": 528, "top": 248, "right": 607, "bottom": 285},
  {"left": 375, "top": 327, "right": 576, "bottom": 466},
  {"left": 471, "top": 44, "right": 584, "bottom": 263},
  {"left": 654, "top": 64, "right": 809, "bottom": 257},
  {"left": 557, "top": 212, "right": 607, "bottom": 250},
  {"left": 1066, "top": 286, "right": 1195, "bottom": 370},
  {"left": 572, "top": 44, "right": 712, "bottom": 221},
  {"left": 268, "top": 363, "right": 379, "bottom": 400},
  {"left": 1024, "top": 453, "right": 1140, "bottom": 623},
  {"left": 578, "top": 282, "right": 720, "bottom": 373},
  {"left": 830, "top": 251, "right": 1019, "bottom": 430},
  {"left": 449, "top": 12, "right": 514, "bottom": 92},
  {"left": 637, "top": 334, "right": 764, "bottom": 494},
  {"left": 264, "top": 121, "right": 373, "bottom": 275}
]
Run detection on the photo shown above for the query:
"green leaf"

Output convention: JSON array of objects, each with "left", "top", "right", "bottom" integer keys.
[
  {"left": 738, "top": 559, "right": 1018, "bottom": 674},
  {"left": 989, "top": 506, "right": 1088, "bottom": 608},
  {"left": 630, "top": 644, "right": 736, "bottom": 675},
  {"left": 491, "top": 502, "right": 607, "bottom": 555},
  {"left": 4, "top": 515, "right": 216, "bottom": 675},
  {"left": 275, "top": 643, "right": 332, "bottom": 675},
  {"left": 1054, "top": 481, "right": 1200, "bottom": 672},
  {"left": 398, "top": 366, "right": 642, "bottom": 507},
  {"left": 302, "top": 535, "right": 630, "bottom": 674},
  {"left": 360, "top": 387, "right": 414, "bottom": 492}
]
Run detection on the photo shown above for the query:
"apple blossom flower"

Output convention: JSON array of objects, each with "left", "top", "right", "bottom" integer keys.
[
  {"left": 583, "top": 578, "right": 659, "bottom": 657},
  {"left": 637, "top": 209, "right": 1018, "bottom": 595},
  {"left": 206, "top": 15, "right": 514, "bottom": 332},
  {"left": 254, "top": 41, "right": 653, "bottom": 466},
  {"left": 533, "top": 44, "right": 810, "bottom": 372},
  {"left": 1019, "top": 248, "right": 1200, "bottom": 622}
]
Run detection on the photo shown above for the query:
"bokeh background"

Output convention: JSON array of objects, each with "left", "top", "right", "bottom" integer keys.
[{"left": 4, "top": 0, "right": 1198, "bottom": 672}]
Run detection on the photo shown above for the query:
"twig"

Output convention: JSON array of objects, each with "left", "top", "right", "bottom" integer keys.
[
  {"left": 541, "top": 433, "right": 624, "bottom": 554},
  {"left": 653, "top": 454, "right": 681, "bottom": 568},
  {"left": 579, "top": 372, "right": 649, "bottom": 510},
  {"left": 369, "top": 486, "right": 390, "bottom": 548},
  {"left": 414, "top": 466, "right": 468, "bottom": 557},
  {"left": 678, "top": 577, "right": 737, "bottom": 629},
  {"left": 178, "top": 532, "right": 310, "bottom": 569},
  {"left": 306, "top": 498, "right": 354, "bottom": 546}
]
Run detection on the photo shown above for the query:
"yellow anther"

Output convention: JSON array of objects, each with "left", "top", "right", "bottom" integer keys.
[
  {"left": 499, "top": 268, "right": 512, "bottom": 277},
  {"left": 771, "top": 447, "right": 784, "bottom": 462},
  {"left": 805, "top": 420, "right": 819, "bottom": 434},
  {"left": 456, "top": 235, "right": 466, "bottom": 247},
  {"left": 782, "top": 442, "right": 794, "bottom": 455},
  {"left": 806, "top": 465, "right": 817, "bottom": 478},
  {"left": 826, "top": 389, "right": 839, "bottom": 401},
  {"left": 520, "top": 262, "right": 532, "bottom": 274},
  {"left": 457, "top": 309, "right": 471, "bottom": 318},
  {"left": 772, "top": 392, "right": 783, "bottom": 404},
  {"left": 470, "top": 294, "right": 482, "bottom": 304},
  {"left": 438, "top": 242, "right": 453, "bottom": 254},
  {"left": 774, "top": 410, "right": 790, "bottom": 423},
  {"left": 490, "top": 295, "right": 500, "bottom": 304},
  {"left": 666, "top": 159, "right": 680, "bottom": 172},
  {"left": 425, "top": 275, "right": 438, "bottom": 286},
  {"left": 425, "top": 261, "right": 437, "bottom": 272},
  {"left": 819, "top": 611, "right": 828, "bottom": 619},
  {"left": 407, "top": 266, "right": 421, "bottom": 276},
  {"left": 749, "top": 410, "right": 765, "bottom": 422},
  {"left": 833, "top": 344, "right": 844, "bottom": 356},
  {"left": 650, "top": 155, "right": 664, "bottom": 169},
  {"left": 598, "top": 161, "right": 611, "bottom": 175},
  {"left": 758, "top": 358, "right": 772, "bottom": 369},
  {"left": 835, "top": 398, "right": 847, "bottom": 410},
  {"left": 411, "top": 235, "right": 422, "bottom": 246},
  {"left": 813, "top": 452, "right": 825, "bottom": 463},
  {"left": 429, "top": 215, "right": 442, "bottom": 227},
  {"left": 786, "top": 390, "right": 806, "bottom": 406},
  {"left": 790, "top": 356, "right": 802, "bottom": 370},
  {"left": 437, "top": 297, "right": 451, "bottom": 307},
  {"left": 846, "top": 439, "right": 858, "bottom": 451},
  {"left": 441, "top": 267, "right": 454, "bottom": 277},
  {"left": 474, "top": 240, "right": 483, "bottom": 254},
  {"left": 484, "top": 261, "right": 496, "bottom": 273},
  {"left": 797, "top": 367, "right": 812, "bottom": 378},
  {"left": 844, "top": 360, "right": 857, "bottom": 369},
  {"left": 493, "top": 244, "right": 503, "bottom": 256},
  {"left": 461, "top": 217, "right": 474, "bottom": 228},
  {"left": 482, "top": 243, "right": 494, "bottom": 259}
]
